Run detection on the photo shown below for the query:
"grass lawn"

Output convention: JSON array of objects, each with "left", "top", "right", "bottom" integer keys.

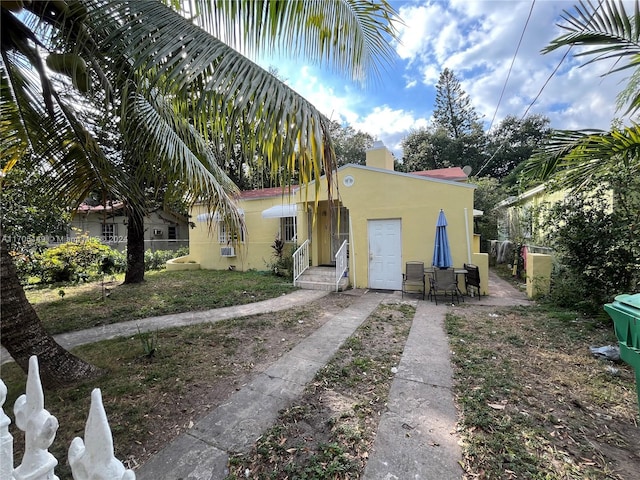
[
  {"left": 447, "top": 302, "right": 640, "bottom": 479},
  {"left": 25, "top": 269, "right": 296, "bottom": 334}
]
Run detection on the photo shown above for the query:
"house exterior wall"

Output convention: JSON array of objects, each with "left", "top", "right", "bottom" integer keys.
[
  {"left": 185, "top": 164, "right": 475, "bottom": 290},
  {"left": 188, "top": 195, "right": 306, "bottom": 271},
  {"left": 300, "top": 165, "right": 476, "bottom": 289},
  {"left": 498, "top": 185, "right": 613, "bottom": 243}
]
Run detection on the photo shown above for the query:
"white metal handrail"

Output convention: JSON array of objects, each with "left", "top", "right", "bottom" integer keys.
[
  {"left": 335, "top": 240, "right": 348, "bottom": 291},
  {"left": 292, "top": 239, "right": 310, "bottom": 286}
]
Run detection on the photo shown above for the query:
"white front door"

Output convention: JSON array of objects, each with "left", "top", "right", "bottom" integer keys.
[{"left": 368, "top": 219, "right": 402, "bottom": 290}]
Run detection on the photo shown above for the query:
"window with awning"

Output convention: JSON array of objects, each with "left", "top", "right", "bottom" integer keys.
[{"left": 261, "top": 204, "right": 298, "bottom": 242}]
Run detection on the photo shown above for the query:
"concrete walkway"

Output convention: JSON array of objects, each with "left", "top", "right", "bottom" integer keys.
[
  {"left": 361, "top": 270, "right": 529, "bottom": 480},
  {"left": 135, "top": 270, "right": 529, "bottom": 479}
]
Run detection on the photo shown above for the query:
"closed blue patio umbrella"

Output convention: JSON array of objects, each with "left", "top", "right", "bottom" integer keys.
[{"left": 432, "top": 209, "right": 453, "bottom": 269}]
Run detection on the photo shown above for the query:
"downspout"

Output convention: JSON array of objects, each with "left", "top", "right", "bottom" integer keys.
[
  {"left": 464, "top": 207, "right": 471, "bottom": 264},
  {"left": 349, "top": 215, "right": 356, "bottom": 288}
]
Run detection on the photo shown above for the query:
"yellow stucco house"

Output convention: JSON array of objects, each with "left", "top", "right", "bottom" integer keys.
[
  {"left": 495, "top": 184, "right": 567, "bottom": 244},
  {"left": 173, "top": 142, "right": 488, "bottom": 294}
]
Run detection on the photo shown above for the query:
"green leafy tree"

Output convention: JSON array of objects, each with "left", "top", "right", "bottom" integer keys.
[
  {"left": 0, "top": 157, "right": 70, "bottom": 253},
  {"left": 481, "top": 114, "right": 551, "bottom": 180},
  {"left": 329, "top": 120, "right": 375, "bottom": 167},
  {"left": 1, "top": 157, "right": 71, "bottom": 284},
  {"left": 401, "top": 124, "right": 486, "bottom": 173},
  {"left": 402, "top": 69, "right": 486, "bottom": 173},
  {"left": 540, "top": 170, "right": 640, "bottom": 313},
  {"left": 401, "top": 127, "right": 455, "bottom": 171},
  {"left": 470, "top": 177, "right": 507, "bottom": 252},
  {"left": 0, "top": 0, "right": 400, "bottom": 386}
]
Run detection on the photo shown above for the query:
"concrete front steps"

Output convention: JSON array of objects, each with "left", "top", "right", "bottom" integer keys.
[{"left": 295, "top": 266, "right": 349, "bottom": 292}]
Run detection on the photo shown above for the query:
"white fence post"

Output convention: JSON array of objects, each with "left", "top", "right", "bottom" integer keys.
[
  {"left": 1, "top": 356, "right": 135, "bottom": 480},
  {"left": 13, "top": 356, "right": 59, "bottom": 480},
  {"left": 1, "top": 379, "right": 13, "bottom": 480},
  {"left": 68, "top": 388, "right": 135, "bottom": 480}
]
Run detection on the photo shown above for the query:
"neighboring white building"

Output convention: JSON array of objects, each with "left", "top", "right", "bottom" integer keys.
[{"left": 57, "top": 202, "right": 189, "bottom": 251}]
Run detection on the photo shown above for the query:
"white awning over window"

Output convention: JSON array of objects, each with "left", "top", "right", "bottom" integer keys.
[
  {"left": 261, "top": 204, "right": 297, "bottom": 219},
  {"left": 196, "top": 209, "right": 243, "bottom": 222}
]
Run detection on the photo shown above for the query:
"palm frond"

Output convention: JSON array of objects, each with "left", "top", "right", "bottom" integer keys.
[
  {"left": 544, "top": 0, "right": 640, "bottom": 60},
  {"left": 1, "top": 45, "right": 141, "bottom": 210},
  {"left": 0, "top": 67, "right": 29, "bottom": 177},
  {"left": 124, "top": 91, "right": 245, "bottom": 235},
  {"left": 67, "top": 0, "right": 337, "bottom": 195},
  {"left": 208, "top": 0, "right": 401, "bottom": 83},
  {"left": 524, "top": 125, "right": 640, "bottom": 189},
  {"left": 543, "top": 0, "right": 640, "bottom": 114}
]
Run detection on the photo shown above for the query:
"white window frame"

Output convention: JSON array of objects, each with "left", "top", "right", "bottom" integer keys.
[
  {"left": 218, "top": 222, "right": 244, "bottom": 244},
  {"left": 101, "top": 223, "right": 116, "bottom": 243},
  {"left": 280, "top": 216, "right": 297, "bottom": 243}
]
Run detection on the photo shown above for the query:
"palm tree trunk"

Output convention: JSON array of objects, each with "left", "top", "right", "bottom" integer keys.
[
  {"left": 0, "top": 240, "right": 102, "bottom": 389},
  {"left": 124, "top": 212, "right": 145, "bottom": 284}
]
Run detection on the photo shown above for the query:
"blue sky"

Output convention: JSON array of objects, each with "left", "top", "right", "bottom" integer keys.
[{"left": 257, "top": 0, "right": 635, "bottom": 158}]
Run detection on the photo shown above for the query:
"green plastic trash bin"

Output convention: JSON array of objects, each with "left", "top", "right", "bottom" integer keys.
[{"left": 604, "top": 293, "right": 640, "bottom": 413}]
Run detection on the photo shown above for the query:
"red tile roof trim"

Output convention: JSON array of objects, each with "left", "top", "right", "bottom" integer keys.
[
  {"left": 411, "top": 167, "right": 468, "bottom": 181},
  {"left": 76, "top": 202, "right": 125, "bottom": 213},
  {"left": 239, "top": 186, "right": 298, "bottom": 199}
]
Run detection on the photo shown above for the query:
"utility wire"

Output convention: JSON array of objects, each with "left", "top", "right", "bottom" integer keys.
[
  {"left": 476, "top": 0, "right": 605, "bottom": 177},
  {"left": 487, "top": 0, "right": 536, "bottom": 132},
  {"left": 476, "top": 45, "right": 572, "bottom": 176}
]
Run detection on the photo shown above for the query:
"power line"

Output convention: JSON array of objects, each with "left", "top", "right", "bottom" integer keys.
[
  {"left": 478, "top": 47, "right": 572, "bottom": 176},
  {"left": 487, "top": 0, "right": 536, "bottom": 132},
  {"left": 476, "top": 0, "right": 605, "bottom": 177}
]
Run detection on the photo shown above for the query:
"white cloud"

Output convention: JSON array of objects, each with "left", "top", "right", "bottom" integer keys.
[
  {"left": 395, "top": 3, "right": 447, "bottom": 62},
  {"left": 405, "top": 79, "right": 418, "bottom": 89},
  {"left": 255, "top": 0, "right": 636, "bottom": 160},
  {"left": 396, "top": 0, "right": 631, "bottom": 135},
  {"left": 352, "top": 106, "right": 429, "bottom": 156},
  {"left": 282, "top": 66, "right": 361, "bottom": 125}
]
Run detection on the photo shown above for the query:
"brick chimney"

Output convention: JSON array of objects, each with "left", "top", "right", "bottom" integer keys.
[{"left": 365, "top": 141, "right": 394, "bottom": 171}]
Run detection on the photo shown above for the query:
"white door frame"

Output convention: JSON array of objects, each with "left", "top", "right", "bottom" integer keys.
[{"left": 368, "top": 219, "right": 402, "bottom": 290}]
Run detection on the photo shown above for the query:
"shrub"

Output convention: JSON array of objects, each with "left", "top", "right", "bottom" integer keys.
[
  {"left": 38, "top": 236, "right": 121, "bottom": 283},
  {"left": 540, "top": 172, "right": 640, "bottom": 313},
  {"left": 267, "top": 237, "right": 296, "bottom": 280},
  {"left": 143, "top": 247, "right": 189, "bottom": 271}
]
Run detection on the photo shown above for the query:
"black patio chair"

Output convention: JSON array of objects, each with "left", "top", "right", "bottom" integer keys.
[{"left": 464, "top": 263, "right": 481, "bottom": 300}]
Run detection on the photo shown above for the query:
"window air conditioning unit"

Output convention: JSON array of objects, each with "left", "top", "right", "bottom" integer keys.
[{"left": 220, "top": 246, "right": 236, "bottom": 257}]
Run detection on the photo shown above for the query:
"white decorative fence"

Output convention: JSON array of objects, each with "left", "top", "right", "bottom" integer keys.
[{"left": 0, "top": 356, "right": 135, "bottom": 480}]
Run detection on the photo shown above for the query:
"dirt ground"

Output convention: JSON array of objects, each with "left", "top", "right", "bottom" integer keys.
[
  {"left": 226, "top": 300, "right": 415, "bottom": 478},
  {"left": 449, "top": 304, "right": 640, "bottom": 480},
  {"left": 122, "top": 292, "right": 363, "bottom": 471},
  {"left": 119, "top": 297, "right": 639, "bottom": 479},
  {"left": 11, "top": 290, "right": 638, "bottom": 480}
]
